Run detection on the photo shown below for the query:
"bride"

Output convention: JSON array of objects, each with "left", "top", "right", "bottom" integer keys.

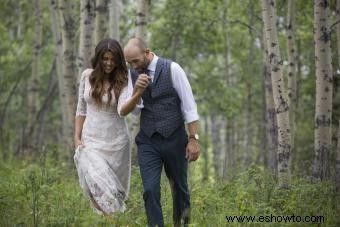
[{"left": 73, "top": 38, "right": 149, "bottom": 215}]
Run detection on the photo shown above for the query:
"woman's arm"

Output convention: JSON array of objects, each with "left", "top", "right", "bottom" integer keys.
[
  {"left": 74, "top": 116, "right": 85, "bottom": 147},
  {"left": 74, "top": 69, "right": 89, "bottom": 148},
  {"left": 119, "top": 89, "right": 143, "bottom": 116},
  {"left": 118, "top": 73, "right": 150, "bottom": 116}
]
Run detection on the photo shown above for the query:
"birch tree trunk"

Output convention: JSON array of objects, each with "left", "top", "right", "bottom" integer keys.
[
  {"left": 49, "top": 0, "right": 68, "bottom": 144},
  {"left": 128, "top": 0, "right": 150, "bottom": 165},
  {"left": 211, "top": 115, "right": 223, "bottom": 179},
  {"left": 78, "top": 0, "right": 95, "bottom": 82},
  {"left": 58, "top": 0, "right": 77, "bottom": 150},
  {"left": 287, "top": 0, "right": 297, "bottom": 153},
  {"left": 337, "top": 120, "right": 340, "bottom": 193},
  {"left": 335, "top": 0, "right": 340, "bottom": 193},
  {"left": 244, "top": 0, "right": 256, "bottom": 167},
  {"left": 109, "top": 0, "right": 122, "bottom": 40},
  {"left": 262, "top": 0, "right": 291, "bottom": 188},
  {"left": 263, "top": 24, "right": 278, "bottom": 171},
  {"left": 222, "top": 0, "right": 235, "bottom": 181},
  {"left": 136, "top": 0, "right": 150, "bottom": 40},
  {"left": 36, "top": 62, "right": 58, "bottom": 147},
  {"left": 202, "top": 116, "right": 209, "bottom": 181},
  {"left": 312, "top": 0, "right": 333, "bottom": 181},
  {"left": 94, "top": 0, "right": 109, "bottom": 45},
  {"left": 25, "top": 0, "right": 42, "bottom": 154}
]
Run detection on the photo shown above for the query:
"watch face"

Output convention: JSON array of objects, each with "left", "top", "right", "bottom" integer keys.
[{"left": 189, "top": 134, "right": 199, "bottom": 140}]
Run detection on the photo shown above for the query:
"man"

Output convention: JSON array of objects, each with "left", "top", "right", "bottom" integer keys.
[{"left": 124, "top": 38, "right": 200, "bottom": 227}]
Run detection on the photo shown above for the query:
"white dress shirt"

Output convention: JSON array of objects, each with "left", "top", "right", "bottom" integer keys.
[{"left": 128, "top": 54, "right": 199, "bottom": 124}]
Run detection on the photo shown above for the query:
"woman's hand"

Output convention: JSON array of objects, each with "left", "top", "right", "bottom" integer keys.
[
  {"left": 74, "top": 138, "right": 82, "bottom": 149},
  {"left": 134, "top": 86, "right": 146, "bottom": 96}
]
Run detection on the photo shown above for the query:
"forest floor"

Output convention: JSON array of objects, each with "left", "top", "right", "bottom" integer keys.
[{"left": 0, "top": 154, "right": 339, "bottom": 226}]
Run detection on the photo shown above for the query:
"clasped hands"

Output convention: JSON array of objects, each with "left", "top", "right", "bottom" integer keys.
[{"left": 133, "top": 73, "right": 151, "bottom": 95}]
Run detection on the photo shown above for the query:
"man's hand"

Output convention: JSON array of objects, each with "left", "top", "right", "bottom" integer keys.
[
  {"left": 134, "top": 74, "right": 150, "bottom": 95},
  {"left": 186, "top": 139, "right": 200, "bottom": 162}
]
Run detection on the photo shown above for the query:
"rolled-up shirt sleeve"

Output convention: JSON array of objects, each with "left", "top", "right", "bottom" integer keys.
[{"left": 171, "top": 62, "right": 199, "bottom": 123}]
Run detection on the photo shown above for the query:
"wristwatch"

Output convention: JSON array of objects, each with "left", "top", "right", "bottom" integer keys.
[{"left": 189, "top": 133, "right": 199, "bottom": 141}]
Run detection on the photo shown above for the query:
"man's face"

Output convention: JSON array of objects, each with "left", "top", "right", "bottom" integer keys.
[{"left": 125, "top": 48, "right": 149, "bottom": 74}]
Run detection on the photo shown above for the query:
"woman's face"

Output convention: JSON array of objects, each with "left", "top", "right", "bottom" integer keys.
[{"left": 102, "top": 51, "right": 115, "bottom": 74}]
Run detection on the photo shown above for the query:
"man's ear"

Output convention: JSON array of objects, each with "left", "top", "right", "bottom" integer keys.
[{"left": 145, "top": 48, "right": 151, "bottom": 54}]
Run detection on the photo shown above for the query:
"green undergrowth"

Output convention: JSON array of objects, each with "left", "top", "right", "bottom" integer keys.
[{"left": 0, "top": 156, "right": 339, "bottom": 226}]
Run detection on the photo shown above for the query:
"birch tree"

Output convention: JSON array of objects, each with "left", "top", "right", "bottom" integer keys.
[
  {"left": 136, "top": 0, "right": 150, "bottom": 40},
  {"left": 222, "top": 0, "right": 235, "bottom": 180},
  {"left": 94, "top": 0, "right": 109, "bottom": 45},
  {"left": 312, "top": 0, "right": 333, "bottom": 181},
  {"left": 211, "top": 115, "right": 223, "bottom": 179},
  {"left": 78, "top": 0, "right": 95, "bottom": 81},
  {"left": 263, "top": 28, "right": 278, "bottom": 171},
  {"left": 286, "top": 0, "right": 297, "bottom": 150},
  {"left": 243, "top": 0, "right": 256, "bottom": 167},
  {"left": 202, "top": 116, "right": 210, "bottom": 181},
  {"left": 58, "top": 0, "right": 77, "bottom": 149},
  {"left": 335, "top": 0, "right": 340, "bottom": 192},
  {"left": 49, "top": 0, "right": 68, "bottom": 144},
  {"left": 25, "top": 0, "right": 42, "bottom": 153},
  {"left": 262, "top": 0, "right": 291, "bottom": 188},
  {"left": 109, "top": 0, "right": 122, "bottom": 40},
  {"left": 126, "top": 0, "right": 150, "bottom": 165}
]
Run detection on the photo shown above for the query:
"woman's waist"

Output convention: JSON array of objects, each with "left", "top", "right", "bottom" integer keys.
[{"left": 87, "top": 105, "right": 120, "bottom": 117}]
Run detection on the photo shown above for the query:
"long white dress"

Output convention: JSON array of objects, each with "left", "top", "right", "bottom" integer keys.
[{"left": 73, "top": 68, "right": 131, "bottom": 214}]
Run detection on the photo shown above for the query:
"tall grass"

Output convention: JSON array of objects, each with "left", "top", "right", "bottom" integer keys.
[{"left": 0, "top": 150, "right": 339, "bottom": 226}]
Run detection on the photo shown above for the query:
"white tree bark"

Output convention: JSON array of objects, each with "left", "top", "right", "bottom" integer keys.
[
  {"left": 127, "top": 0, "right": 150, "bottom": 165},
  {"left": 136, "top": 0, "right": 150, "bottom": 40},
  {"left": 263, "top": 27, "right": 278, "bottom": 171},
  {"left": 287, "top": 0, "right": 297, "bottom": 152},
  {"left": 58, "top": 0, "right": 77, "bottom": 150},
  {"left": 335, "top": 0, "right": 340, "bottom": 194},
  {"left": 202, "top": 116, "right": 210, "bottom": 181},
  {"left": 244, "top": 1, "right": 256, "bottom": 168},
  {"left": 109, "top": 0, "right": 122, "bottom": 40},
  {"left": 222, "top": 0, "right": 235, "bottom": 181},
  {"left": 262, "top": 0, "right": 291, "bottom": 188},
  {"left": 49, "top": 0, "right": 68, "bottom": 144},
  {"left": 25, "top": 0, "right": 43, "bottom": 153},
  {"left": 78, "top": 0, "right": 95, "bottom": 82},
  {"left": 337, "top": 120, "right": 340, "bottom": 193},
  {"left": 94, "top": 0, "right": 109, "bottom": 45},
  {"left": 211, "top": 115, "right": 223, "bottom": 179},
  {"left": 312, "top": 0, "right": 333, "bottom": 181}
]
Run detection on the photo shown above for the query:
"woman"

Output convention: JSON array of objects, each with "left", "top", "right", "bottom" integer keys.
[{"left": 73, "top": 38, "right": 146, "bottom": 215}]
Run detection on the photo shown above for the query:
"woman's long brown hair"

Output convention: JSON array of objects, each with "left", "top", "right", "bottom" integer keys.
[{"left": 89, "top": 38, "right": 128, "bottom": 107}]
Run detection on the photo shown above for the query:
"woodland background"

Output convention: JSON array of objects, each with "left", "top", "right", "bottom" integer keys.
[{"left": 0, "top": 0, "right": 340, "bottom": 226}]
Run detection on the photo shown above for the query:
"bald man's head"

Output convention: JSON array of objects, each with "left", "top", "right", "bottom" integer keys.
[
  {"left": 124, "top": 38, "right": 152, "bottom": 73},
  {"left": 124, "top": 38, "right": 147, "bottom": 52}
]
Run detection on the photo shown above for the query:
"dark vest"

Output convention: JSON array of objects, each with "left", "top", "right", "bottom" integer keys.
[{"left": 131, "top": 57, "right": 184, "bottom": 138}]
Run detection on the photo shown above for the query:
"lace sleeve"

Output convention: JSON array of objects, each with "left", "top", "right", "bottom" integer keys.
[
  {"left": 75, "top": 70, "right": 89, "bottom": 116},
  {"left": 117, "top": 85, "right": 131, "bottom": 117}
]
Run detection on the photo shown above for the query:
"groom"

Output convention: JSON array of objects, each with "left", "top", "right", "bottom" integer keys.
[{"left": 124, "top": 38, "right": 200, "bottom": 227}]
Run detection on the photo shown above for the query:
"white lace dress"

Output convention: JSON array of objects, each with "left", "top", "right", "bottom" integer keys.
[{"left": 74, "top": 68, "right": 131, "bottom": 214}]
